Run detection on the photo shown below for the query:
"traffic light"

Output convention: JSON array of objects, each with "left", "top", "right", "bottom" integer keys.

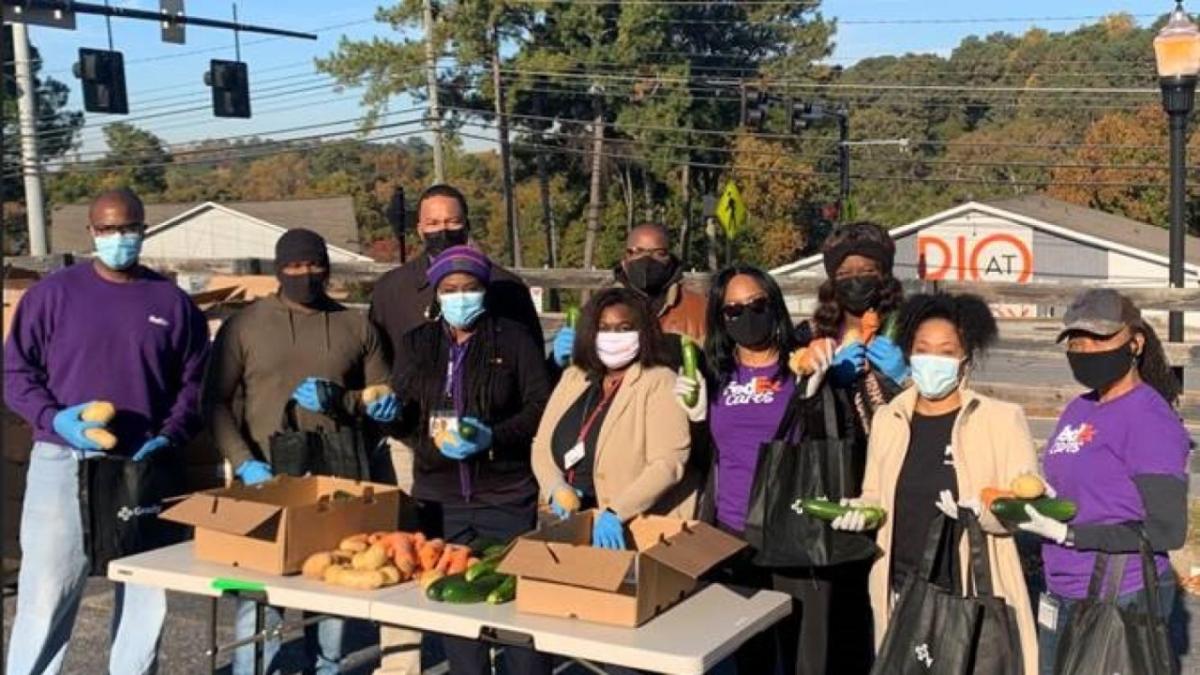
[
  {"left": 744, "top": 90, "right": 769, "bottom": 131},
  {"left": 204, "top": 59, "right": 250, "bottom": 118},
  {"left": 73, "top": 49, "right": 128, "bottom": 114}
]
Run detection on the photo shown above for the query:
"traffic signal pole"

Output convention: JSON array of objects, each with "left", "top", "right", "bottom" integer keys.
[
  {"left": 13, "top": 22, "right": 47, "bottom": 256},
  {"left": 837, "top": 109, "right": 850, "bottom": 221}
]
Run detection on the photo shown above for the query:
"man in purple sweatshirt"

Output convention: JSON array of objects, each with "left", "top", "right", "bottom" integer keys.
[{"left": 4, "top": 188, "right": 209, "bottom": 675}]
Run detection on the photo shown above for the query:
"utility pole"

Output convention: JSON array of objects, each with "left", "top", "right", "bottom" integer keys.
[
  {"left": 13, "top": 22, "right": 47, "bottom": 256},
  {"left": 583, "top": 85, "right": 605, "bottom": 270},
  {"left": 533, "top": 85, "right": 558, "bottom": 269},
  {"left": 837, "top": 106, "right": 850, "bottom": 220},
  {"left": 490, "top": 26, "right": 520, "bottom": 267},
  {"left": 422, "top": 0, "right": 445, "bottom": 184}
]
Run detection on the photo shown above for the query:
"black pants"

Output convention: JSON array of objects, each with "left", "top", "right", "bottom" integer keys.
[
  {"left": 713, "top": 548, "right": 873, "bottom": 675},
  {"left": 418, "top": 497, "right": 552, "bottom": 675}
]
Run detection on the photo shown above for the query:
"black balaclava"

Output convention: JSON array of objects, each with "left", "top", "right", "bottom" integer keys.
[{"left": 275, "top": 228, "right": 330, "bottom": 306}]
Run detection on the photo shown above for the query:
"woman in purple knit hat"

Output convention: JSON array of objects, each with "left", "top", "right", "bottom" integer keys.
[{"left": 390, "top": 245, "right": 553, "bottom": 675}]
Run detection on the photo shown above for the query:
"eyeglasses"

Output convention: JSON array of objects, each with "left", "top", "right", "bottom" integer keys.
[
  {"left": 419, "top": 218, "right": 466, "bottom": 230},
  {"left": 722, "top": 297, "right": 770, "bottom": 320},
  {"left": 625, "top": 246, "right": 671, "bottom": 261},
  {"left": 91, "top": 222, "right": 145, "bottom": 237}
]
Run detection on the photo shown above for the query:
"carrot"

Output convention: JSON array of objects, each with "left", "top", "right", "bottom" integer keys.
[
  {"left": 860, "top": 309, "right": 881, "bottom": 344},
  {"left": 418, "top": 539, "right": 445, "bottom": 572},
  {"left": 980, "top": 487, "right": 1015, "bottom": 512},
  {"left": 368, "top": 531, "right": 392, "bottom": 545},
  {"left": 447, "top": 546, "right": 471, "bottom": 575},
  {"left": 788, "top": 338, "right": 836, "bottom": 377},
  {"left": 389, "top": 534, "right": 418, "bottom": 575},
  {"left": 412, "top": 532, "right": 427, "bottom": 551}
]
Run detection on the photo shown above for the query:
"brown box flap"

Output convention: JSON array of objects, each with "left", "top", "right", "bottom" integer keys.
[
  {"left": 638, "top": 520, "right": 746, "bottom": 579},
  {"left": 160, "top": 493, "right": 283, "bottom": 537},
  {"left": 498, "top": 538, "right": 634, "bottom": 592}
]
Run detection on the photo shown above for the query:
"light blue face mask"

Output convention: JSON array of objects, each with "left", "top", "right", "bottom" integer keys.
[
  {"left": 910, "top": 354, "right": 963, "bottom": 400},
  {"left": 440, "top": 291, "right": 486, "bottom": 329},
  {"left": 94, "top": 233, "right": 143, "bottom": 270}
]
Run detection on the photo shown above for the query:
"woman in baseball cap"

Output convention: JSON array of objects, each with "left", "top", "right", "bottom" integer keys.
[{"left": 1020, "top": 289, "right": 1187, "bottom": 673}]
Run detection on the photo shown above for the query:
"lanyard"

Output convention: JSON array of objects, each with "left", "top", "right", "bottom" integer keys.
[{"left": 578, "top": 378, "right": 622, "bottom": 443}]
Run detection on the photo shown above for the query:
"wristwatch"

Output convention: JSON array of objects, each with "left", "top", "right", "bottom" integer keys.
[{"left": 1063, "top": 527, "right": 1076, "bottom": 548}]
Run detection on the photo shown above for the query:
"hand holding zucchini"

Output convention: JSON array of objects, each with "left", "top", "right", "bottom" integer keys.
[
  {"left": 793, "top": 498, "right": 886, "bottom": 528},
  {"left": 982, "top": 473, "right": 1077, "bottom": 523}
]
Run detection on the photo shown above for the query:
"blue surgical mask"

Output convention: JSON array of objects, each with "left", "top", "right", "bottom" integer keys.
[
  {"left": 94, "top": 233, "right": 143, "bottom": 270},
  {"left": 910, "top": 354, "right": 962, "bottom": 400},
  {"left": 440, "top": 291, "right": 485, "bottom": 329}
]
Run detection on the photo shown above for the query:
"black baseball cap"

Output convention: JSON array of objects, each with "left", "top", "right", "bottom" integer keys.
[{"left": 1057, "top": 288, "right": 1141, "bottom": 342}]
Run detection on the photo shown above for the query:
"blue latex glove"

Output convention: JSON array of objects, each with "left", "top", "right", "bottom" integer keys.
[
  {"left": 552, "top": 326, "right": 575, "bottom": 367},
  {"left": 592, "top": 510, "right": 626, "bottom": 550},
  {"left": 293, "top": 377, "right": 334, "bottom": 413},
  {"left": 439, "top": 417, "right": 493, "bottom": 460},
  {"left": 366, "top": 393, "right": 398, "bottom": 422},
  {"left": 52, "top": 402, "right": 104, "bottom": 451},
  {"left": 866, "top": 336, "right": 910, "bottom": 384},
  {"left": 830, "top": 341, "right": 867, "bottom": 387},
  {"left": 550, "top": 485, "right": 583, "bottom": 520},
  {"left": 236, "top": 460, "right": 274, "bottom": 486},
  {"left": 132, "top": 435, "right": 170, "bottom": 462}
]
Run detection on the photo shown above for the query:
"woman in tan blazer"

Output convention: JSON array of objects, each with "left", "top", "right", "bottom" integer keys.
[
  {"left": 834, "top": 293, "right": 1038, "bottom": 674},
  {"left": 532, "top": 288, "right": 693, "bottom": 548}
]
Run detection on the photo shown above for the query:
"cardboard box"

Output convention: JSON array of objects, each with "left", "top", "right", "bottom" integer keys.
[
  {"left": 497, "top": 511, "right": 746, "bottom": 627},
  {"left": 161, "top": 475, "right": 404, "bottom": 575}
]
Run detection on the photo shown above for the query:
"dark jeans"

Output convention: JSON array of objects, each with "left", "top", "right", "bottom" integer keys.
[
  {"left": 418, "top": 497, "right": 552, "bottom": 675},
  {"left": 710, "top": 544, "right": 873, "bottom": 675},
  {"left": 1036, "top": 570, "right": 1180, "bottom": 675}
]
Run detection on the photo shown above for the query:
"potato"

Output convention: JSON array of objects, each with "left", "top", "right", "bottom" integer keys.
[
  {"left": 352, "top": 543, "right": 389, "bottom": 571},
  {"left": 302, "top": 552, "right": 334, "bottom": 580},
  {"left": 361, "top": 384, "right": 393, "bottom": 404},
  {"left": 1011, "top": 473, "right": 1046, "bottom": 500},
  {"left": 324, "top": 564, "right": 349, "bottom": 584},
  {"left": 378, "top": 565, "right": 402, "bottom": 586},
  {"left": 338, "top": 534, "right": 369, "bottom": 553},
  {"left": 552, "top": 486, "right": 581, "bottom": 514},
  {"left": 84, "top": 428, "right": 118, "bottom": 450},
  {"left": 81, "top": 401, "right": 116, "bottom": 424},
  {"left": 335, "top": 569, "right": 385, "bottom": 591},
  {"left": 330, "top": 550, "right": 354, "bottom": 566}
]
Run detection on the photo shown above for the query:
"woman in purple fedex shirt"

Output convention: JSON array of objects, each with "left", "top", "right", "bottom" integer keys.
[{"left": 1019, "top": 289, "right": 1188, "bottom": 674}]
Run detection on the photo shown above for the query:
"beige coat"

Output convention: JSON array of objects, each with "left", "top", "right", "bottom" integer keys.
[
  {"left": 532, "top": 364, "right": 696, "bottom": 519},
  {"left": 862, "top": 386, "right": 1038, "bottom": 675}
]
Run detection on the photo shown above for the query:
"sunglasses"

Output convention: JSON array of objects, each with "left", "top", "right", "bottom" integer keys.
[{"left": 722, "top": 297, "right": 769, "bottom": 320}]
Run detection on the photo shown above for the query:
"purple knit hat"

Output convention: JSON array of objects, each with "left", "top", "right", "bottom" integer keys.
[{"left": 427, "top": 245, "right": 492, "bottom": 287}]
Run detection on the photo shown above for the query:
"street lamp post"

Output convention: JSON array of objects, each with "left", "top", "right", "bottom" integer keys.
[{"left": 1155, "top": 2, "right": 1200, "bottom": 377}]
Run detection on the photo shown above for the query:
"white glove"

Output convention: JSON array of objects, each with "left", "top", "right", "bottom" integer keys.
[
  {"left": 1017, "top": 504, "right": 1069, "bottom": 544},
  {"left": 830, "top": 498, "right": 868, "bottom": 532},
  {"left": 800, "top": 339, "right": 835, "bottom": 399},
  {"left": 935, "top": 490, "right": 981, "bottom": 520},
  {"left": 673, "top": 373, "right": 707, "bottom": 423}
]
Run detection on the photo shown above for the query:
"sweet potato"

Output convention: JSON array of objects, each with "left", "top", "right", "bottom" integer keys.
[
  {"left": 352, "top": 543, "right": 390, "bottom": 571},
  {"left": 418, "top": 539, "right": 445, "bottom": 572},
  {"left": 386, "top": 534, "right": 418, "bottom": 576},
  {"left": 302, "top": 551, "right": 334, "bottom": 580},
  {"left": 338, "top": 534, "right": 370, "bottom": 553}
]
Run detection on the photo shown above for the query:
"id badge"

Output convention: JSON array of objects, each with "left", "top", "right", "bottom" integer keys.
[
  {"left": 429, "top": 408, "right": 459, "bottom": 440},
  {"left": 1037, "top": 593, "right": 1059, "bottom": 631},
  {"left": 564, "top": 441, "right": 586, "bottom": 470}
]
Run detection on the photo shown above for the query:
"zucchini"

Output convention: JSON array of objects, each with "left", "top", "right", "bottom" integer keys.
[
  {"left": 564, "top": 305, "right": 581, "bottom": 329},
  {"left": 793, "top": 498, "right": 886, "bottom": 527},
  {"left": 465, "top": 556, "right": 502, "bottom": 583},
  {"left": 881, "top": 312, "right": 901, "bottom": 342},
  {"left": 442, "top": 573, "right": 507, "bottom": 604},
  {"left": 426, "top": 572, "right": 467, "bottom": 601},
  {"left": 681, "top": 337, "right": 700, "bottom": 407},
  {"left": 990, "top": 497, "right": 1077, "bottom": 524},
  {"left": 487, "top": 575, "right": 517, "bottom": 605}
]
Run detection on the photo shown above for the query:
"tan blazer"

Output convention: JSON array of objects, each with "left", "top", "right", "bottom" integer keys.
[
  {"left": 532, "top": 364, "right": 696, "bottom": 519},
  {"left": 862, "top": 386, "right": 1039, "bottom": 675}
]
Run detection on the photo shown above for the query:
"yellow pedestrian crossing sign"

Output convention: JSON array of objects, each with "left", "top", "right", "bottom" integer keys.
[{"left": 715, "top": 181, "right": 747, "bottom": 239}]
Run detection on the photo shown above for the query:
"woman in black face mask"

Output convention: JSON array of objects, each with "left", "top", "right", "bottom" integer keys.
[{"left": 1020, "top": 289, "right": 1187, "bottom": 674}]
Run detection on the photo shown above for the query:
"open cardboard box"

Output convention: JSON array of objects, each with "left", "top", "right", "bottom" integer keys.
[
  {"left": 161, "top": 475, "right": 405, "bottom": 575},
  {"left": 497, "top": 510, "right": 746, "bottom": 627}
]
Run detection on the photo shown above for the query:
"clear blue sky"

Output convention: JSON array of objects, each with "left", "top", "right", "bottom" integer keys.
[{"left": 21, "top": 0, "right": 1165, "bottom": 156}]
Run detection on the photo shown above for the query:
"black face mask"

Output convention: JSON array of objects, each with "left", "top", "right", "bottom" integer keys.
[
  {"left": 834, "top": 276, "right": 881, "bottom": 315},
  {"left": 279, "top": 272, "right": 327, "bottom": 307},
  {"left": 423, "top": 228, "right": 468, "bottom": 258},
  {"left": 1067, "top": 341, "right": 1135, "bottom": 392},
  {"left": 624, "top": 257, "right": 677, "bottom": 297},
  {"left": 726, "top": 308, "right": 775, "bottom": 348}
]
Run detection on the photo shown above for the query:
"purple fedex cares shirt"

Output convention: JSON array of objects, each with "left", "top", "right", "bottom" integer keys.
[
  {"left": 1042, "top": 384, "right": 1189, "bottom": 599},
  {"left": 709, "top": 363, "right": 795, "bottom": 533}
]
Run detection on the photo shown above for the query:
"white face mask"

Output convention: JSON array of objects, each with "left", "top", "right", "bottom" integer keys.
[{"left": 596, "top": 331, "right": 640, "bottom": 370}]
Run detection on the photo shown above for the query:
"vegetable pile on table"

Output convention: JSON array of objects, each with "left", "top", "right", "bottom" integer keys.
[{"left": 300, "top": 532, "right": 516, "bottom": 603}]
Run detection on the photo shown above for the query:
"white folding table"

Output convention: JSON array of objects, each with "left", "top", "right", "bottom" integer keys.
[{"left": 109, "top": 542, "right": 792, "bottom": 675}]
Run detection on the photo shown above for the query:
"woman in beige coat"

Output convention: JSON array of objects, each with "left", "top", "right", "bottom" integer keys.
[
  {"left": 834, "top": 293, "right": 1038, "bottom": 674},
  {"left": 532, "top": 288, "right": 693, "bottom": 548}
]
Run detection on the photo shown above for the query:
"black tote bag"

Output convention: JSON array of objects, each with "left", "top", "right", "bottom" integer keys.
[
  {"left": 269, "top": 401, "right": 374, "bottom": 480},
  {"left": 77, "top": 454, "right": 188, "bottom": 576},
  {"left": 1054, "top": 537, "right": 1174, "bottom": 675},
  {"left": 872, "top": 512, "right": 1014, "bottom": 675},
  {"left": 743, "top": 382, "right": 878, "bottom": 567}
]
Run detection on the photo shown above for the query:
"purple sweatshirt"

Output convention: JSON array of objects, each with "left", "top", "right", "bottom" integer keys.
[{"left": 4, "top": 263, "right": 210, "bottom": 453}]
